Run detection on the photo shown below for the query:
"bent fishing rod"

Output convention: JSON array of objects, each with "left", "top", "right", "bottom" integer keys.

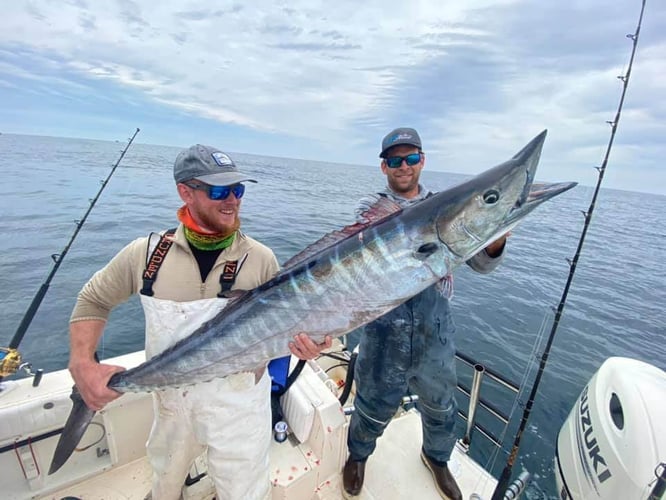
[
  {"left": 491, "top": 2, "right": 647, "bottom": 498},
  {"left": 0, "top": 128, "right": 140, "bottom": 382}
]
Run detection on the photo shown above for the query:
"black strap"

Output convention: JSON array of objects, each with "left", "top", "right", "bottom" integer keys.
[
  {"left": 217, "top": 260, "right": 239, "bottom": 298},
  {"left": 140, "top": 228, "right": 176, "bottom": 296},
  {"left": 140, "top": 228, "right": 242, "bottom": 297},
  {"left": 274, "top": 359, "right": 306, "bottom": 397},
  {"left": 270, "top": 358, "right": 307, "bottom": 426}
]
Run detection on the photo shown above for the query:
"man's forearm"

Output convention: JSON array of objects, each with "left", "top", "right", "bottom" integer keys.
[
  {"left": 69, "top": 319, "right": 106, "bottom": 368},
  {"left": 68, "top": 319, "right": 125, "bottom": 410}
]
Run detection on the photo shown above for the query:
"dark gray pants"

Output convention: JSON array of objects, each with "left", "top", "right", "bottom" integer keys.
[{"left": 347, "top": 290, "right": 458, "bottom": 464}]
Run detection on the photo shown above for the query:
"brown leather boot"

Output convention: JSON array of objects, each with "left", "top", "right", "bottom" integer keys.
[
  {"left": 420, "top": 451, "right": 463, "bottom": 500},
  {"left": 342, "top": 456, "right": 366, "bottom": 498}
]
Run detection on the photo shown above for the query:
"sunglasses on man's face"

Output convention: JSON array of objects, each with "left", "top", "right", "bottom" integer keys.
[
  {"left": 185, "top": 182, "right": 245, "bottom": 200},
  {"left": 385, "top": 153, "right": 422, "bottom": 169}
]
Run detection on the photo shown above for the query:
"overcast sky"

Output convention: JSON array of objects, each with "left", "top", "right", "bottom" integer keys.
[{"left": 1, "top": 1, "right": 664, "bottom": 195}]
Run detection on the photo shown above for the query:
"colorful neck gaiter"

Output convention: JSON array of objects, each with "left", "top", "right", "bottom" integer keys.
[{"left": 177, "top": 205, "right": 239, "bottom": 251}]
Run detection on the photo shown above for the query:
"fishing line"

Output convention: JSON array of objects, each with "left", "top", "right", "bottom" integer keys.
[
  {"left": 74, "top": 421, "right": 106, "bottom": 452},
  {"left": 491, "top": 1, "right": 647, "bottom": 497},
  {"left": 480, "top": 309, "right": 552, "bottom": 484},
  {"left": 0, "top": 128, "right": 140, "bottom": 381}
]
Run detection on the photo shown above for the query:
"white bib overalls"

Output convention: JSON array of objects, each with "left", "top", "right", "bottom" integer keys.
[{"left": 140, "top": 294, "right": 271, "bottom": 500}]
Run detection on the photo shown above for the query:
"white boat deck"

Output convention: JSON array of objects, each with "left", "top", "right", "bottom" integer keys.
[
  {"left": 1, "top": 349, "right": 497, "bottom": 500},
  {"left": 47, "top": 414, "right": 497, "bottom": 500}
]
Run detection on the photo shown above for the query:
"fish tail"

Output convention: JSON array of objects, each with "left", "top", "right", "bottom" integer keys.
[{"left": 48, "top": 386, "right": 97, "bottom": 475}]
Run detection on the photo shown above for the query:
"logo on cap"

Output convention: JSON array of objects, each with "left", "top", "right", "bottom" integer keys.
[
  {"left": 391, "top": 133, "right": 413, "bottom": 144},
  {"left": 211, "top": 152, "right": 233, "bottom": 167}
]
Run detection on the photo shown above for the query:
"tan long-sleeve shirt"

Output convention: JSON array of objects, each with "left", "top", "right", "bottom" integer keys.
[{"left": 71, "top": 225, "right": 279, "bottom": 323}]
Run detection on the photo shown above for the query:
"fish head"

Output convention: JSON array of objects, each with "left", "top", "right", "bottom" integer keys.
[{"left": 433, "top": 130, "right": 577, "bottom": 260}]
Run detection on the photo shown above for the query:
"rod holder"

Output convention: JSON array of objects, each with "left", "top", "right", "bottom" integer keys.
[{"left": 463, "top": 363, "right": 485, "bottom": 447}]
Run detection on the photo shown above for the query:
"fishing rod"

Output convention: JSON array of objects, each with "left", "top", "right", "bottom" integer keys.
[
  {"left": 491, "top": 2, "right": 647, "bottom": 498},
  {"left": 0, "top": 128, "right": 140, "bottom": 381}
]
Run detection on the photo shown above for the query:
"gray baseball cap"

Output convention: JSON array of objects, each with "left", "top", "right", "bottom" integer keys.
[
  {"left": 379, "top": 127, "right": 422, "bottom": 158},
  {"left": 173, "top": 144, "right": 257, "bottom": 185}
]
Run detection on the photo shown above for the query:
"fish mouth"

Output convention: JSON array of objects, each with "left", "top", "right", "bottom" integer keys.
[
  {"left": 505, "top": 180, "right": 578, "bottom": 228},
  {"left": 527, "top": 181, "right": 578, "bottom": 204},
  {"left": 480, "top": 129, "right": 578, "bottom": 233},
  {"left": 434, "top": 130, "right": 577, "bottom": 258},
  {"left": 507, "top": 130, "right": 577, "bottom": 218}
]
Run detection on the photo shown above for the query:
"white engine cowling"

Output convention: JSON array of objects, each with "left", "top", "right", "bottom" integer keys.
[{"left": 555, "top": 357, "right": 666, "bottom": 499}]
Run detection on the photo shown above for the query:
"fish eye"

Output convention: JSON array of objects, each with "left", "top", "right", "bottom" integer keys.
[{"left": 483, "top": 189, "right": 500, "bottom": 205}]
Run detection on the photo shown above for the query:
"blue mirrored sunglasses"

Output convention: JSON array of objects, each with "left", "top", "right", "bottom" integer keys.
[
  {"left": 385, "top": 153, "right": 422, "bottom": 168},
  {"left": 185, "top": 182, "right": 245, "bottom": 200}
]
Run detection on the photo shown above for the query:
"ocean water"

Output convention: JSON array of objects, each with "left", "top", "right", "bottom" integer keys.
[{"left": 1, "top": 133, "right": 664, "bottom": 498}]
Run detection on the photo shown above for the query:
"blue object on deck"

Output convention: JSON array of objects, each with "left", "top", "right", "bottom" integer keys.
[{"left": 268, "top": 355, "right": 291, "bottom": 393}]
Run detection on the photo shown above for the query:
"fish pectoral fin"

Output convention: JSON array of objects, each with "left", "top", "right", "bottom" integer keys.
[{"left": 413, "top": 242, "right": 439, "bottom": 261}]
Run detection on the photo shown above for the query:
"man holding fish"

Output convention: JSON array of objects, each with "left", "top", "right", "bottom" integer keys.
[
  {"left": 342, "top": 128, "right": 507, "bottom": 500},
  {"left": 58, "top": 127, "right": 573, "bottom": 499},
  {"left": 67, "top": 144, "right": 331, "bottom": 500}
]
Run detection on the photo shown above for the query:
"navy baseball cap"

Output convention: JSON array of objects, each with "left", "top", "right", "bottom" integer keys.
[{"left": 379, "top": 127, "right": 422, "bottom": 158}]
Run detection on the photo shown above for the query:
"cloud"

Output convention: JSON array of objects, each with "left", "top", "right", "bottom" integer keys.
[{"left": 0, "top": 0, "right": 664, "bottom": 194}]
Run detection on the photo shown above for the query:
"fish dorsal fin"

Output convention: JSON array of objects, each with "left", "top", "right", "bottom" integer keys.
[{"left": 282, "top": 196, "right": 402, "bottom": 269}]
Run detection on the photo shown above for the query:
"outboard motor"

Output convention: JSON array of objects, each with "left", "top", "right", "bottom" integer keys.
[{"left": 555, "top": 357, "right": 666, "bottom": 499}]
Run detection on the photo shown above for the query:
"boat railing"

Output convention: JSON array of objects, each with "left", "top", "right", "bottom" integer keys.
[
  {"left": 455, "top": 351, "right": 520, "bottom": 452},
  {"left": 335, "top": 339, "right": 521, "bottom": 453}
]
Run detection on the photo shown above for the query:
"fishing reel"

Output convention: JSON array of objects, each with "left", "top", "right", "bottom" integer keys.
[
  {"left": 0, "top": 346, "right": 21, "bottom": 378},
  {"left": 0, "top": 347, "right": 43, "bottom": 386}
]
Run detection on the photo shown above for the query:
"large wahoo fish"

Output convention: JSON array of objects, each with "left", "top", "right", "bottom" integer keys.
[{"left": 49, "top": 130, "right": 576, "bottom": 474}]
